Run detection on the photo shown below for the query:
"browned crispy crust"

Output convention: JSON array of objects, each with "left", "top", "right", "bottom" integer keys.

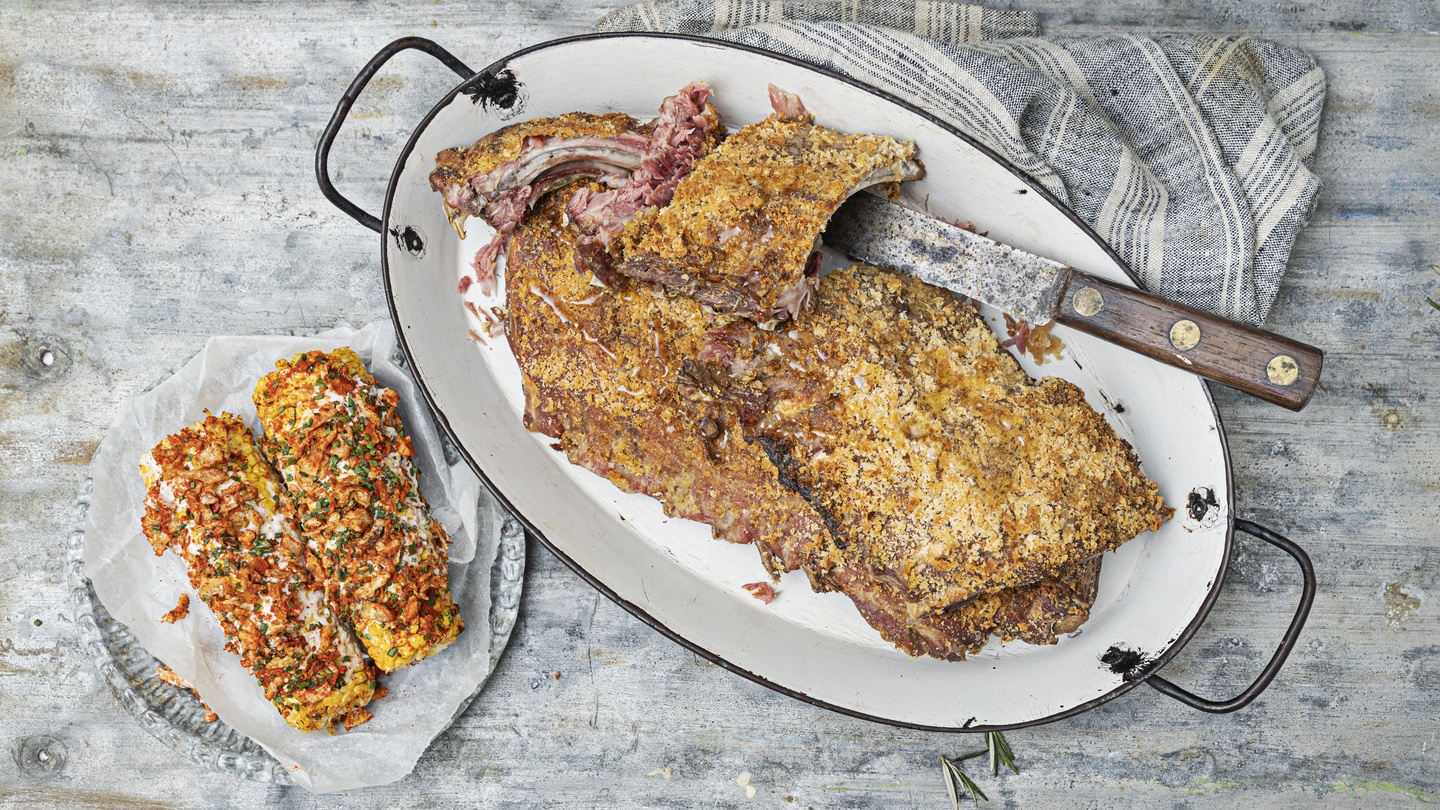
[
  {"left": 430, "top": 111, "right": 641, "bottom": 196},
  {"left": 828, "top": 556, "right": 1102, "bottom": 656},
  {"left": 159, "top": 592, "right": 190, "bottom": 624},
  {"left": 254, "top": 351, "right": 463, "bottom": 673},
  {"left": 139, "top": 414, "right": 379, "bottom": 731},
  {"left": 505, "top": 191, "right": 827, "bottom": 572},
  {"left": 614, "top": 115, "right": 921, "bottom": 321},
  {"left": 701, "top": 265, "right": 1172, "bottom": 616},
  {"left": 994, "top": 557, "right": 1103, "bottom": 643},
  {"left": 505, "top": 192, "right": 1104, "bottom": 660}
]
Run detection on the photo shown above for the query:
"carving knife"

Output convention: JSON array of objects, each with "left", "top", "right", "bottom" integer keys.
[{"left": 824, "top": 194, "right": 1323, "bottom": 410}]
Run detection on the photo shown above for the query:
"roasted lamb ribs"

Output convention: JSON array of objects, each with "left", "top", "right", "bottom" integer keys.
[
  {"left": 697, "top": 264, "right": 1172, "bottom": 617},
  {"left": 503, "top": 191, "right": 1105, "bottom": 659},
  {"left": 505, "top": 191, "right": 826, "bottom": 573},
  {"left": 430, "top": 82, "right": 722, "bottom": 294},
  {"left": 826, "top": 555, "right": 1104, "bottom": 655},
  {"left": 610, "top": 86, "right": 923, "bottom": 322}
]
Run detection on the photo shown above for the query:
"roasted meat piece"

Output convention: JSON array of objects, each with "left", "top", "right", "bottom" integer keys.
[
  {"left": 827, "top": 556, "right": 1103, "bottom": 657},
  {"left": 430, "top": 82, "right": 722, "bottom": 293},
  {"left": 990, "top": 557, "right": 1103, "bottom": 643},
  {"left": 698, "top": 264, "right": 1172, "bottom": 617},
  {"left": 505, "top": 191, "right": 825, "bottom": 571},
  {"left": 505, "top": 192, "right": 1104, "bottom": 660},
  {"left": 430, "top": 111, "right": 645, "bottom": 239},
  {"left": 608, "top": 86, "right": 923, "bottom": 322}
]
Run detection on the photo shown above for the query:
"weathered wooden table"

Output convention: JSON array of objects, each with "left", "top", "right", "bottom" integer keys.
[{"left": 3, "top": 1, "right": 1438, "bottom": 807}]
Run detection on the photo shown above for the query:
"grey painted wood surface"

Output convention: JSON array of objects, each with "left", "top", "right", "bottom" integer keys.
[{"left": 2, "top": 1, "right": 1437, "bottom": 807}]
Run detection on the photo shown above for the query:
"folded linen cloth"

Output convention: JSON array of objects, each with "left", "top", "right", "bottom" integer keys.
[{"left": 598, "top": 1, "right": 1325, "bottom": 325}]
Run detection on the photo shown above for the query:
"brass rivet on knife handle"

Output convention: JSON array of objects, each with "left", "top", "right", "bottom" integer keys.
[
  {"left": 1054, "top": 271, "right": 1324, "bottom": 411},
  {"left": 1072, "top": 287, "right": 1104, "bottom": 317},
  {"left": 1169, "top": 319, "right": 1201, "bottom": 351},
  {"left": 1267, "top": 355, "right": 1300, "bottom": 386}
]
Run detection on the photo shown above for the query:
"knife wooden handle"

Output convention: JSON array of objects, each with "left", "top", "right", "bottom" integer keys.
[{"left": 1055, "top": 272, "right": 1323, "bottom": 410}]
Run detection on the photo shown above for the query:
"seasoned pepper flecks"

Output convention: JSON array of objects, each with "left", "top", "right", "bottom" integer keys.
[
  {"left": 254, "top": 349, "right": 463, "bottom": 673},
  {"left": 140, "top": 413, "right": 379, "bottom": 733}
]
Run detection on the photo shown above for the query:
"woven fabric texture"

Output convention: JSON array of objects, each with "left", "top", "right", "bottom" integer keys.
[{"left": 598, "top": 1, "right": 1325, "bottom": 324}]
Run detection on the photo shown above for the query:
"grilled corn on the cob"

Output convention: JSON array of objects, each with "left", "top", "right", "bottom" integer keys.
[
  {"left": 254, "top": 348, "right": 463, "bottom": 672},
  {"left": 139, "top": 413, "right": 379, "bottom": 732}
]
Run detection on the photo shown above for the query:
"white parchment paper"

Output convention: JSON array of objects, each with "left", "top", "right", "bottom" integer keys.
[{"left": 84, "top": 322, "right": 503, "bottom": 793}]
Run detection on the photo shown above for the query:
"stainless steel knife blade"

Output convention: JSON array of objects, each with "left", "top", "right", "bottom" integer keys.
[
  {"left": 821, "top": 191, "right": 1325, "bottom": 411},
  {"left": 823, "top": 193, "right": 1072, "bottom": 325}
]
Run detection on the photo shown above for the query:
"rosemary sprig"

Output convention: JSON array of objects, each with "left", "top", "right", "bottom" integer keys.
[
  {"left": 1428, "top": 265, "right": 1440, "bottom": 312},
  {"left": 987, "top": 730, "right": 1019, "bottom": 777},
  {"left": 940, "top": 754, "right": 988, "bottom": 806},
  {"left": 940, "top": 732, "right": 1018, "bottom": 807}
]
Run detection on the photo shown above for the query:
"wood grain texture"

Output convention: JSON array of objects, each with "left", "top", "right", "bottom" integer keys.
[
  {"left": 1057, "top": 272, "right": 1324, "bottom": 410},
  {"left": 1, "top": 1, "right": 1438, "bottom": 807}
]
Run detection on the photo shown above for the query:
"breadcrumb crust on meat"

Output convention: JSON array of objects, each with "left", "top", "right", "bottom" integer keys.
[
  {"left": 255, "top": 350, "right": 463, "bottom": 673},
  {"left": 504, "top": 192, "right": 1108, "bottom": 660},
  {"left": 505, "top": 192, "right": 828, "bottom": 574},
  {"left": 828, "top": 556, "right": 1103, "bottom": 658},
  {"left": 614, "top": 115, "right": 921, "bottom": 321},
  {"left": 703, "top": 265, "right": 1173, "bottom": 616},
  {"left": 140, "top": 414, "right": 379, "bottom": 732}
]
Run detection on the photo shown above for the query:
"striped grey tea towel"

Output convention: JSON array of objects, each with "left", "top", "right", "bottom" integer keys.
[{"left": 597, "top": 1, "right": 1325, "bottom": 325}]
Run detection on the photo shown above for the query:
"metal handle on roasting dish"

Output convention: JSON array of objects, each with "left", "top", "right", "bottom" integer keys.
[
  {"left": 316, "top": 37, "right": 475, "bottom": 233},
  {"left": 1145, "top": 519, "right": 1316, "bottom": 713}
]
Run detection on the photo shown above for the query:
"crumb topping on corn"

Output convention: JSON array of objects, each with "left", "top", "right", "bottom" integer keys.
[
  {"left": 140, "top": 413, "right": 378, "bottom": 733},
  {"left": 254, "top": 349, "right": 463, "bottom": 672}
]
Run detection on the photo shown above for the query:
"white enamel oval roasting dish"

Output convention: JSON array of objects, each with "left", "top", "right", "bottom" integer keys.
[{"left": 317, "top": 35, "right": 1314, "bottom": 730}]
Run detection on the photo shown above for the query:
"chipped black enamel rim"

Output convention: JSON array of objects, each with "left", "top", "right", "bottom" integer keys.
[{"left": 331, "top": 32, "right": 1306, "bottom": 731}]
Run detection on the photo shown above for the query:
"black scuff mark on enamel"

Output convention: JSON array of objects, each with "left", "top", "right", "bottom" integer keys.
[
  {"left": 962, "top": 717, "right": 977, "bottom": 729},
  {"left": 1186, "top": 487, "right": 1219, "bottom": 521},
  {"left": 1101, "top": 645, "right": 1157, "bottom": 682},
  {"left": 1101, "top": 645, "right": 1142, "bottom": 673},
  {"left": 464, "top": 66, "right": 525, "bottom": 115},
  {"left": 390, "top": 225, "right": 426, "bottom": 258}
]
